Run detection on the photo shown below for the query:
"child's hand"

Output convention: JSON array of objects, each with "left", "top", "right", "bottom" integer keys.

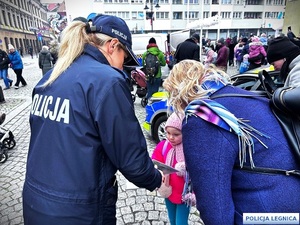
[{"left": 175, "top": 162, "right": 186, "bottom": 176}]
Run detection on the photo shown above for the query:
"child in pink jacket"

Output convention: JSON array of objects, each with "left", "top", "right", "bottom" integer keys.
[
  {"left": 152, "top": 112, "right": 190, "bottom": 225},
  {"left": 248, "top": 36, "right": 267, "bottom": 70}
]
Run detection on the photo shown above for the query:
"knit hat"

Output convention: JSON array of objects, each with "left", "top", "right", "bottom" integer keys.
[
  {"left": 165, "top": 112, "right": 183, "bottom": 131},
  {"left": 251, "top": 36, "right": 259, "bottom": 42},
  {"left": 267, "top": 36, "right": 300, "bottom": 63},
  {"left": 241, "top": 37, "right": 248, "bottom": 43},
  {"left": 217, "top": 38, "right": 225, "bottom": 45},
  {"left": 8, "top": 44, "right": 14, "bottom": 50},
  {"left": 149, "top": 37, "right": 156, "bottom": 44},
  {"left": 191, "top": 33, "right": 200, "bottom": 42}
]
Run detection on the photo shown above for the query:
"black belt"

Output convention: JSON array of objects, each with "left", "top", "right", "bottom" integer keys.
[{"left": 234, "top": 165, "right": 300, "bottom": 177}]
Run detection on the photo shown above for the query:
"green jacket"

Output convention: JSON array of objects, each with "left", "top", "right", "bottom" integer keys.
[{"left": 142, "top": 46, "right": 166, "bottom": 78}]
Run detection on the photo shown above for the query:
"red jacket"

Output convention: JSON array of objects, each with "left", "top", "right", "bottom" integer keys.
[{"left": 152, "top": 140, "right": 185, "bottom": 204}]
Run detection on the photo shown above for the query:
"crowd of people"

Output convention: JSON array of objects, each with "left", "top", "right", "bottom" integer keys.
[
  {"left": 1, "top": 13, "right": 300, "bottom": 225},
  {"left": 200, "top": 33, "right": 275, "bottom": 73},
  {"left": 0, "top": 40, "right": 59, "bottom": 90}
]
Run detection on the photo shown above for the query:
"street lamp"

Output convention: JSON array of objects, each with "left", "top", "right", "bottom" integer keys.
[{"left": 144, "top": 0, "right": 160, "bottom": 32}]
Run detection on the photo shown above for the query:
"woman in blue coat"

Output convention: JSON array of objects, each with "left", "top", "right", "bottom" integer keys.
[
  {"left": 163, "top": 60, "right": 300, "bottom": 225},
  {"left": 22, "top": 15, "right": 163, "bottom": 225},
  {"left": 8, "top": 44, "right": 27, "bottom": 88}
]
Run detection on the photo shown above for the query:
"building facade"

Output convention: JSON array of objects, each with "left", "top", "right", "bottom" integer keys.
[
  {"left": 0, "top": 0, "right": 51, "bottom": 55},
  {"left": 283, "top": 0, "right": 300, "bottom": 36},
  {"left": 62, "top": 0, "right": 285, "bottom": 40}
]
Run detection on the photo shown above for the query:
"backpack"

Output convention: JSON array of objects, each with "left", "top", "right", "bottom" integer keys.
[
  {"left": 239, "top": 61, "right": 249, "bottom": 74},
  {"left": 144, "top": 52, "right": 160, "bottom": 80},
  {"left": 210, "top": 70, "right": 300, "bottom": 177},
  {"left": 235, "top": 48, "right": 243, "bottom": 62}
]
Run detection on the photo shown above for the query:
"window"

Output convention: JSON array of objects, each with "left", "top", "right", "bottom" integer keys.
[
  {"left": 114, "top": 0, "right": 129, "bottom": 3},
  {"left": 156, "top": 12, "right": 169, "bottom": 19},
  {"left": 104, "top": 0, "right": 113, "bottom": 3},
  {"left": 221, "top": 11, "right": 231, "bottom": 19},
  {"left": 17, "top": 15, "right": 21, "bottom": 28},
  {"left": 105, "top": 11, "right": 117, "bottom": 16},
  {"left": 204, "top": 0, "right": 210, "bottom": 4},
  {"left": 273, "top": 0, "right": 284, "bottom": 5},
  {"left": 233, "top": 11, "right": 242, "bottom": 19},
  {"left": 203, "top": 11, "right": 209, "bottom": 18},
  {"left": 212, "top": 0, "right": 219, "bottom": 4},
  {"left": 233, "top": 0, "right": 242, "bottom": 4},
  {"left": 132, "top": 11, "right": 144, "bottom": 19},
  {"left": 173, "top": 12, "right": 182, "bottom": 19},
  {"left": 117, "top": 11, "right": 130, "bottom": 19},
  {"left": 7, "top": 12, "right": 12, "bottom": 27},
  {"left": 172, "top": 0, "right": 183, "bottom": 4},
  {"left": 184, "top": 0, "right": 199, "bottom": 3},
  {"left": 20, "top": 17, "right": 24, "bottom": 30},
  {"left": 131, "top": 0, "right": 144, "bottom": 3},
  {"left": 0, "top": 10, "right": 5, "bottom": 25},
  {"left": 160, "top": 0, "right": 169, "bottom": 3},
  {"left": 244, "top": 12, "right": 261, "bottom": 19},
  {"left": 266, "top": 0, "right": 272, "bottom": 4},
  {"left": 185, "top": 11, "right": 199, "bottom": 19},
  {"left": 221, "top": 0, "right": 232, "bottom": 3}
]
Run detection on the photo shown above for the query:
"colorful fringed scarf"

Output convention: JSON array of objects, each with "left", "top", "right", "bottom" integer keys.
[{"left": 185, "top": 79, "right": 270, "bottom": 168}]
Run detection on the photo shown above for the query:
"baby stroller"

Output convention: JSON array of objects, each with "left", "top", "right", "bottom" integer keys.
[
  {"left": 0, "top": 119, "right": 16, "bottom": 163},
  {"left": 131, "top": 68, "right": 148, "bottom": 107}
]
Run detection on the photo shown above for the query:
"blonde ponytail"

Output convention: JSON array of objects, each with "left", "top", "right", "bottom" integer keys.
[{"left": 43, "top": 21, "right": 90, "bottom": 86}]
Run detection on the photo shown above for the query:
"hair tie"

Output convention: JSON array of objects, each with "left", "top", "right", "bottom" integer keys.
[{"left": 85, "top": 22, "right": 92, "bottom": 33}]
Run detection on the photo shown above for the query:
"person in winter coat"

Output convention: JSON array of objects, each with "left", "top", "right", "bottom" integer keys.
[
  {"left": 234, "top": 43, "right": 244, "bottom": 71},
  {"left": 0, "top": 112, "right": 5, "bottom": 125},
  {"left": 152, "top": 112, "right": 191, "bottom": 225},
  {"left": 22, "top": 15, "right": 163, "bottom": 225},
  {"left": 205, "top": 38, "right": 215, "bottom": 51},
  {"left": 239, "top": 54, "right": 250, "bottom": 73},
  {"left": 215, "top": 38, "right": 229, "bottom": 72},
  {"left": 240, "top": 37, "right": 249, "bottom": 58},
  {"left": 8, "top": 44, "right": 27, "bottom": 89},
  {"left": 248, "top": 36, "right": 267, "bottom": 70},
  {"left": 142, "top": 37, "right": 166, "bottom": 101},
  {"left": 174, "top": 33, "right": 200, "bottom": 63},
  {"left": 203, "top": 47, "right": 217, "bottom": 68},
  {"left": 0, "top": 47, "right": 13, "bottom": 90},
  {"left": 163, "top": 59, "right": 300, "bottom": 225},
  {"left": 39, "top": 45, "right": 53, "bottom": 75},
  {"left": 267, "top": 36, "right": 300, "bottom": 88},
  {"left": 49, "top": 40, "right": 59, "bottom": 65}
]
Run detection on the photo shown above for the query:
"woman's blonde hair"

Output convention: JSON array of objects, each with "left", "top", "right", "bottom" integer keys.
[
  {"left": 43, "top": 21, "right": 112, "bottom": 87},
  {"left": 163, "top": 60, "right": 230, "bottom": 114}
]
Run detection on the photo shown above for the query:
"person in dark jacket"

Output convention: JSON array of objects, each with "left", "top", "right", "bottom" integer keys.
[
  {"left": 8, "top": 44, "right": 27, "bottom": 89},
  {"left": 49, "top": 40, "right": 59, "bottom": 65},
  {"left": 38, "top": 45, "right": 53, "bottom": 75},
  {"left": 142, "top": 37, "right": 166, "bottom": 102},
  {"left": 267, "top": 36, "right": 300, "bottom": 87},
  {"left": 0, "top": 47, "right": 13, "bottom": 89},
  {"left": 22, "top": 14, "right": 163, "bottom": 225},
  {"left": 163, "top": 60, "right": 300, "bottom": 225},
  {"left": 174, "top": 33, "right": 200, "bottom": 63},
  {"left": 215, "top": 38, "right": 229, "bottom": 72},
  {"left": 0, "top": 112, "right": 5, "bottom": 125}
]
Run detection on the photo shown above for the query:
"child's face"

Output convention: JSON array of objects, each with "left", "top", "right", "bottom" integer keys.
[{"left": 166, "top": 127, "right": 182, "bottom": 146}]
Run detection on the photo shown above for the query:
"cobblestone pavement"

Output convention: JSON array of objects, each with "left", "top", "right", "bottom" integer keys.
[{"left": 0, "top": 55, "right": 238, "bottom": 225}]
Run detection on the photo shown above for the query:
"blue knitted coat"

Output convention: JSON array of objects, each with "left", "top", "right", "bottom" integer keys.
[{"left": 182, "top": 85, "right": 300, "bottom": 225}]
